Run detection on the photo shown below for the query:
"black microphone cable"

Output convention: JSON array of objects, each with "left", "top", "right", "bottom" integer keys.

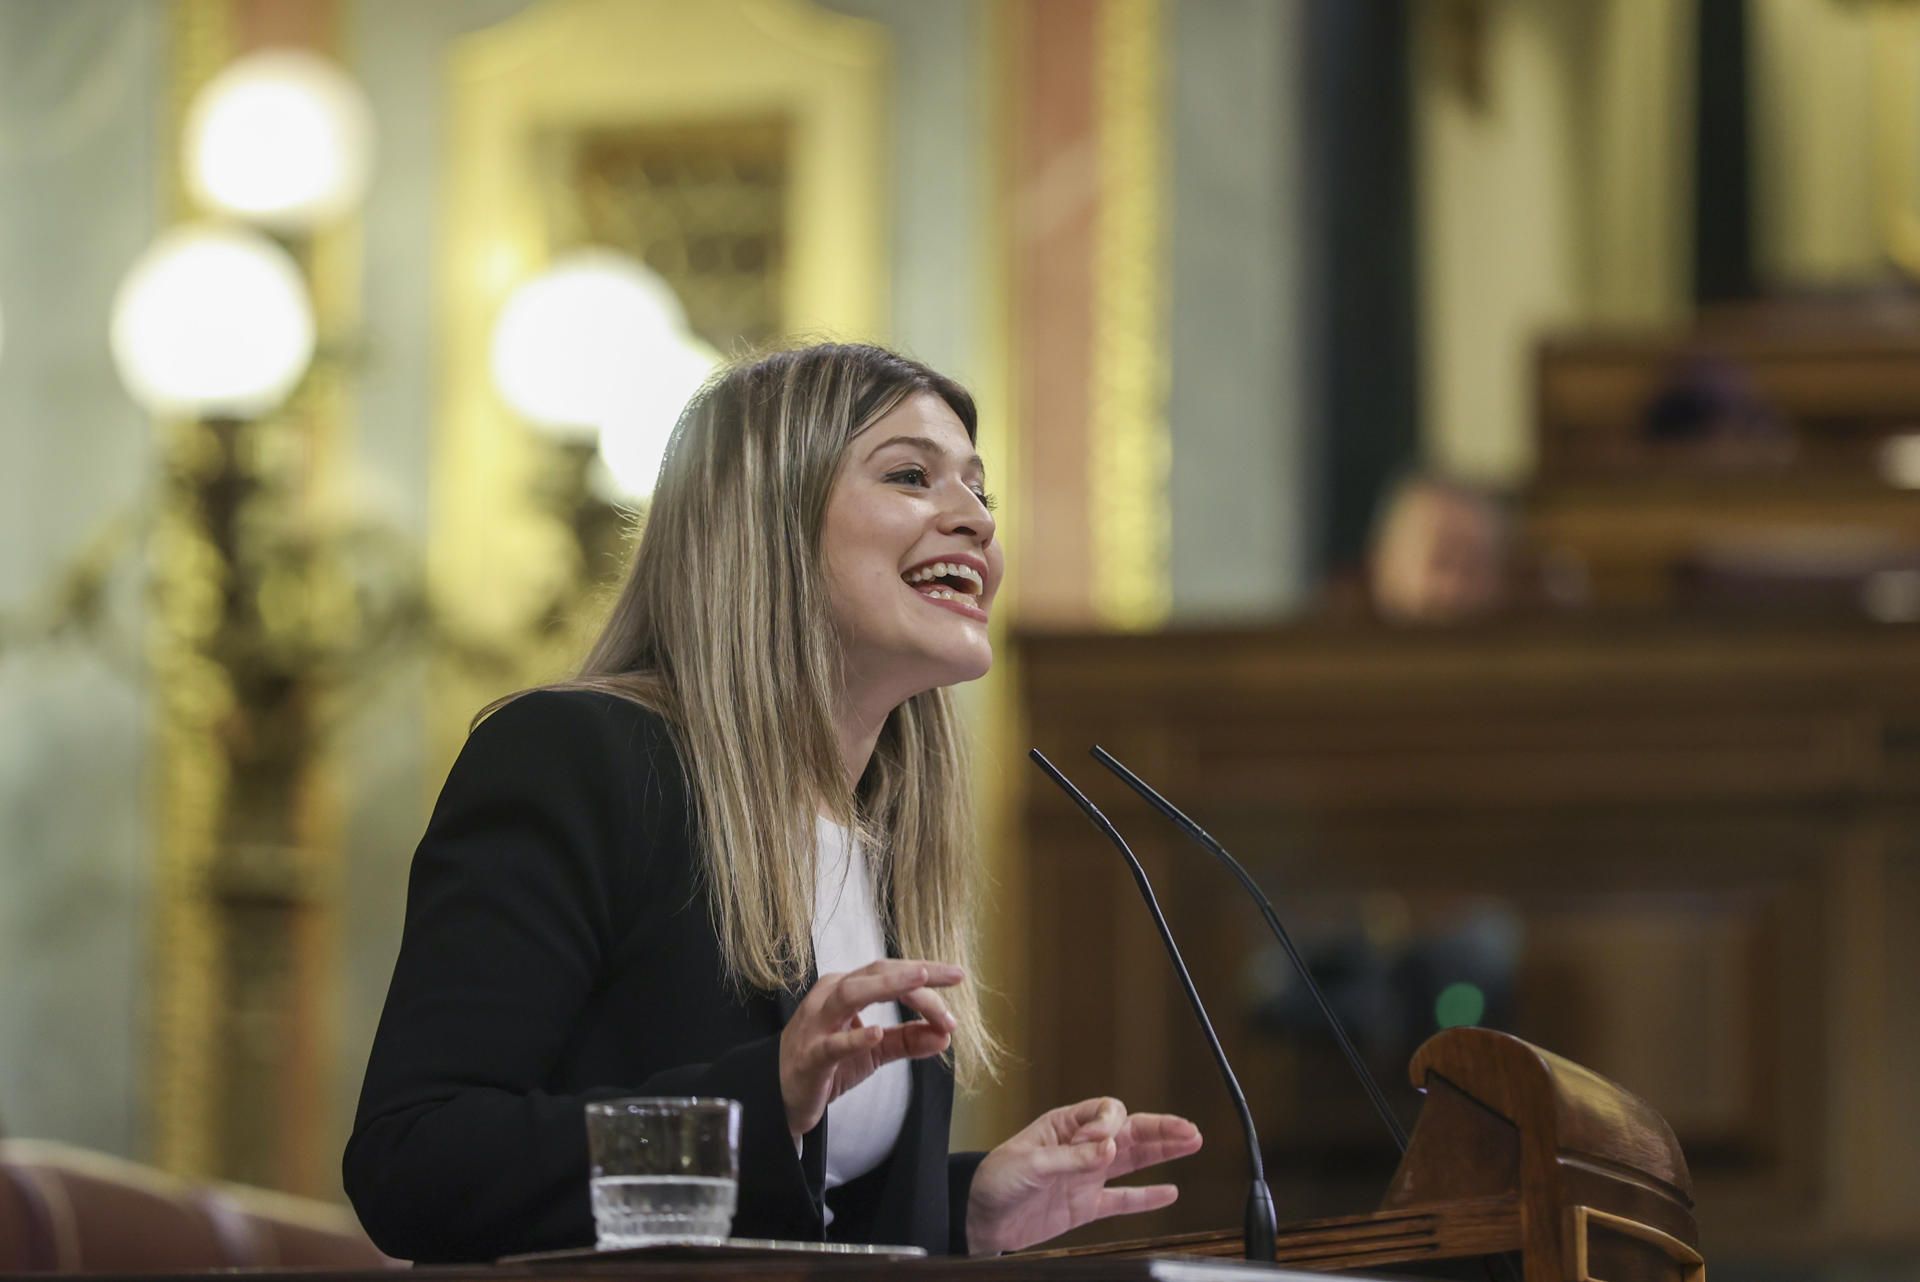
[{"left": 1029, "top": 749, "right": 1278, "bottom": 1263}]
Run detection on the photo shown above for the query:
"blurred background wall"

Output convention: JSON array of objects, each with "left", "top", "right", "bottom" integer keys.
[
  {"left": 0, "top": 0, "right": 165, "bottom": 1160},
  {"left": 3, "top": 0, "right": 1920, "bottom": 1278}
]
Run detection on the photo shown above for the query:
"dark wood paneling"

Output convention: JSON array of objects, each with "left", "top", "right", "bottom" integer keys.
[{"left": 1009, "top": 619, "right": 1920, "bottom": 1267}]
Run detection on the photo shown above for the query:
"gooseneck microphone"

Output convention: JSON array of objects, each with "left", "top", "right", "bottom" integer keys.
[
  {"left": 1028, "top": 750, "right": 1278, "bottom": 1263},
  {"left": 1090, "top": 745, "right": 1411, "bottom": 1156}
]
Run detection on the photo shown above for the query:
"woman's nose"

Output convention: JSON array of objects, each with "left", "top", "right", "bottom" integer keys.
[{"left": 939, "top": 486, "right": 996, "bottom": 546}]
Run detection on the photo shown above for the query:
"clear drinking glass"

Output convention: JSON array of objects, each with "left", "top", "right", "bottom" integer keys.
[{"left": 585, "top": 1097, "right": 741, "bottom": 1248}]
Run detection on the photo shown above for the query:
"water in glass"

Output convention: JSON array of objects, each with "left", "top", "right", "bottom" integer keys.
[{"left": 591, "top": 1174, "right": 737, "bottom": 1247}]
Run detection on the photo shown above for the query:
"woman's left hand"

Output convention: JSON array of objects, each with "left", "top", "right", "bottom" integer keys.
[{"left": 964, "top": 1097, "right": 1203, "bottom": 1256}]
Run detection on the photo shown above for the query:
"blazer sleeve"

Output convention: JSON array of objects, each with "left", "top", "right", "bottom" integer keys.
[
  {"left": 342, "top": 691, "right": 820, "bottom": 1263},
  {"left": 947, "top": 1150, "right": 987, "bottom": 1255}
]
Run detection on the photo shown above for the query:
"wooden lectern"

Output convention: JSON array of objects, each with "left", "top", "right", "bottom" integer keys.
[{"left": 1038, "top": 1026, "right": 1703, "bottom": 1282}]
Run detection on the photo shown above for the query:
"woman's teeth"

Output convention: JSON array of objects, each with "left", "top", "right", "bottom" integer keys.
[{"left": 902, "top": 561, "right": 985, "bottom": 594}]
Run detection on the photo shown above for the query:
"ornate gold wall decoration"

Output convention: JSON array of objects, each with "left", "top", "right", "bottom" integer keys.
[
  {"left": 559, "top": 118, "right": 791, "bottom": 350},
  {"left": 1089, "top": 0, "right": 1170, "bottom": 630},
  {"left": 152, "top": 0, "right": 358, "bottom": 1195},
  {"left": 434, "top": 0, "right": 889, "bottom": 769},
  {"left": 968, "top": 0, "right": 1028, "bottom": 1150},
  {"left": 150, "top": 0, "right": 240, "bottom": 1186}
]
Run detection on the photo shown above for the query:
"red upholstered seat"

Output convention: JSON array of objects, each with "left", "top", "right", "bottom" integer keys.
[{"left": 0, "top": 1139, "right": 398, "bottom": 1273}]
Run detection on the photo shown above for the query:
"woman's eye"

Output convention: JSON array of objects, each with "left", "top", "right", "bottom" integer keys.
[{"left": 883, "top": 466, "right": 996, "bottom": 511}]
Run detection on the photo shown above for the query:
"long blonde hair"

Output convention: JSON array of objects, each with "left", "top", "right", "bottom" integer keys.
[{"left": 487, "top": 343, "right": 998, "bottom": 1086}]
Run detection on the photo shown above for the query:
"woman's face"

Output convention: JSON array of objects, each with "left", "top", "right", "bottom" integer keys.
[{"left": 822, "top": 391, "right": 1004, "bottom": 710}]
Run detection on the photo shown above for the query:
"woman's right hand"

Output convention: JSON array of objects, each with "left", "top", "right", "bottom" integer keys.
[{"left": 779, "top": 959, "right": 963, "bottom": 1140}]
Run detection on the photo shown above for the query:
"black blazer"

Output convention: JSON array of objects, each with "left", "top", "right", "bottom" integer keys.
[{"left": 343, "top": 690, "right": 984, "bottom": 1263}]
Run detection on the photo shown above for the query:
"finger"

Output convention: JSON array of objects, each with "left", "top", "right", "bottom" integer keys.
[
  {"left": 1020, "top": 1136, "right": 1117, "bottom": 1180},
  {"left": 809, "top": 1023, "right": 885, "bottom": 1071},
  {"left": 1065, "top": 1097, "right": 1126, "bottom": 1143},
  {"left": 859, "top": 957, "right": 965, "bottom": 987},
  {"left": 897, "top": 986, "right": 957, "bottom": 1032},
  {"left": 798, "top": 971, "right": 847, "bottom": 1021},
  {"left": 1109, "top": 1114, "right": 1204, "bottom": 1176},
  {"left": 1089, "top": 1183, "right": 1179, "bottom": 1222},
  {"left": 829, "top": 961, "right": 964, "bottom": 1020},
  {"left": 873, "top": 1021, "right": 951, "bottom": 1063},
  {"left": 1121, "top": 1112, "right": 1199, "bottom": 1138}
]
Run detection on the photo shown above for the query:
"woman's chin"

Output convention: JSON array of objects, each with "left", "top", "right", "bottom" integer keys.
[
  {"left": 910, "top": 646, "right": 995, "bottom": 696},
  {"left": 945, "top": 639, "right": 995, "bottom": 685}
]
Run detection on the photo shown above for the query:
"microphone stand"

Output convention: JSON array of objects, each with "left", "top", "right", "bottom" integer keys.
[
  {"left": 1091, "top": 745, "right": 1410, "bottom": 1155},
  {"left": 1088, "top": 748, "right": 1530, "bottom": 1282},
  {"left": 1029, "top": 750, "right": 1278, "bottom": 1263}
]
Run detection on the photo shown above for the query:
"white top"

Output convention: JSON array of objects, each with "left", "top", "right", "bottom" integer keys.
[{"left": 811, "top": 815, "right": 910, "bottom": 1218}]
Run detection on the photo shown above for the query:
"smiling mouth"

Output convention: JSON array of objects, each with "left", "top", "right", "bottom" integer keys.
[{"left": 902, "top": 560, "right": 987, "bottom": 609}]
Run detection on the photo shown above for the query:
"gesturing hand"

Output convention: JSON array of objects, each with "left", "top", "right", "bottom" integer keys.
[
  {"left": 778, "top": 959, "right": 962, "bottom": 1141},
  {"left": 965, "top": 1097, "right": 1203, "bottom": 1256}
]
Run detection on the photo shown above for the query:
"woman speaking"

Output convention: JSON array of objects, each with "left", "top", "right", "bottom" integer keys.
[{"left": 343, "top": 343, "right": 1201, "bottom": 1262}]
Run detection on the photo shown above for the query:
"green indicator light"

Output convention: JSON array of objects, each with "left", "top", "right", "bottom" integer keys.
[{"left": 1434, "top": 981, "right": 1486, "bottom": 1029}]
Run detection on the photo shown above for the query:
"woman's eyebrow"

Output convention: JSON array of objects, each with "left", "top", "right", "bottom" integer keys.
[{"left": 863, "top": 433, "right": 986, "bottom": 476}]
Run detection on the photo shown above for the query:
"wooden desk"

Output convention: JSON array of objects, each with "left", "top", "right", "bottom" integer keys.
[
  {"left": 60, "top": 1257, "right": 1379, "bottom": 1282},
  {"left": 1534, "top": 319, "right": 1920, "bottom": 478},
  {"left": 1520, "top": 314, "right": 1920, "bottom": 611},
  {"left": 1007, "top": 616, "right": 1920, "bottom": 1268}
]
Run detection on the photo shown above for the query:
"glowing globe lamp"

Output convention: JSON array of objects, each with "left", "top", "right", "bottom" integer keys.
[
  {"left": 110, "top": 223, "right": 316, "bottom": 419},
  {"left": 185, "top": 49, "right": 374, "bottom": 232},
  {"left": 594, "top": 330, "right": 722, "bottom": 500},
  {"left": 490, "top": 249, "right": 693, "bottom": 437}
]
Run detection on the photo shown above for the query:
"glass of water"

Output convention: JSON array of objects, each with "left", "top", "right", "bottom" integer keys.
[{"left": 585, "top": 1097, "right": 741, "bottom": 1248}]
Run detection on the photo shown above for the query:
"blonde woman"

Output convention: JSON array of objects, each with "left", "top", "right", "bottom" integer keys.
[{"left": 344, "top": 343, "right": 1201, "bottom": 1262}]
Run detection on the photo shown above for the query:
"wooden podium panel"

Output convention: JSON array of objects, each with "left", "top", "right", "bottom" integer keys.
[
  {"left": 1034, "top": 1026, "right": 1700, "bottom": 1281},
  {"left": 1009, "top": 616, "right": 1920, "bottom": 1269}
]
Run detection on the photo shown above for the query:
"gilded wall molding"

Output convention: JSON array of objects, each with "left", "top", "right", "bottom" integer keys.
[
  {"left": 1869, "top": 4, "right": 1920, "bottom": 278},
  {"left": 1089, "top": 0, "right": 1170, "bottom": 630}
]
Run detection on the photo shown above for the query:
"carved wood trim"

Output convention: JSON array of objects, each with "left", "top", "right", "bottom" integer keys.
[{"left": 1567, "top": 1204, "right": 1706, "bottom": 1282}]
